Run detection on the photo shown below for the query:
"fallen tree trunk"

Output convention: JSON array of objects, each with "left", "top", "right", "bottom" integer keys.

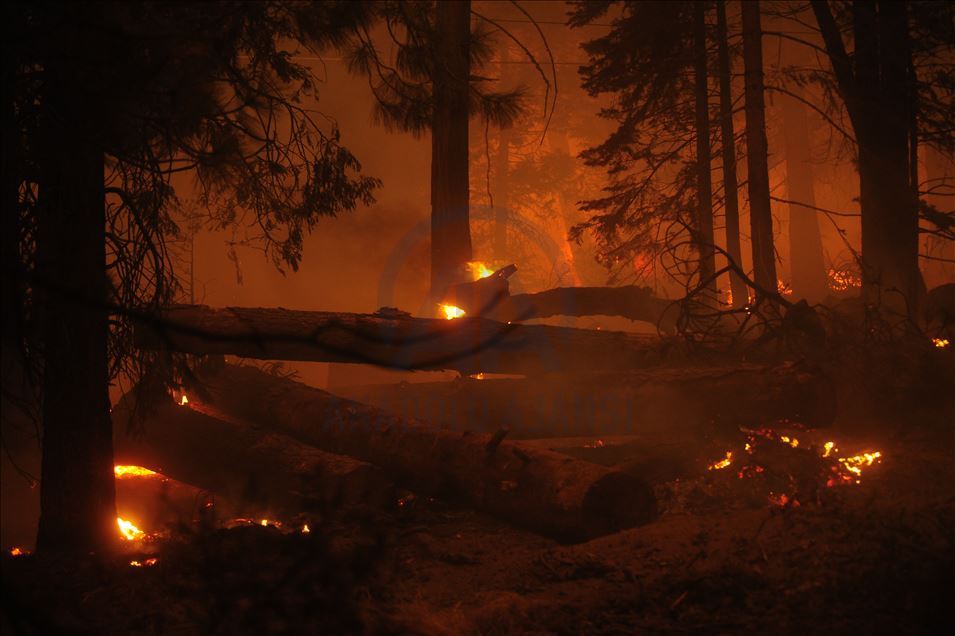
[
  {"left": 134, "top": 304, "right": 667, "bottom": 375},
  {"left": 447, "top": 281, "right": 679, "bottom": 333},
  {"left": 193, "top": 364, "right": 658, "bottom": 542},
  {"left": 336, "top": 361, "right": 837, "bottom": 438},
  {"left": 112, "top": 394, "right": 396, "bottom": 515}
]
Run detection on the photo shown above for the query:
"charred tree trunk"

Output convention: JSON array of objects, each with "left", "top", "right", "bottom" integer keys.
[
  {"left": 781, "top": 86, "right": 828, "bottom": 303},
  {"left": 134, "top": 305, "right": 668, "bottom": 376},
  {"left": 34, "top": 60, "right": 116, "bottom": 553},
  {"left": 112, "top": 395, "right": 395, "bottom": 514},
  {"left": 811, "top": 0, "right": 920, "bottom": 319},
  {"left": 195, "top": 364, "right": 658, "bottom": 542},
  {"left": 693, "top": 1, "right": 716, "bottom": 297},
  {"left": 430, "top": 0, "right": 473, "bottom": 305},
  {"left": 716, "top": 0, "right": 748, "bottom": 309},
  {"left": 741, "top": 0, "right": 778, "bottom": 299}
]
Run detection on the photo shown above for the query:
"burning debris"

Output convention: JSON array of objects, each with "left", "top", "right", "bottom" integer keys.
[
  {"left": 933, "top": 337, "right": 950, "bottom": 349},
  {"left": 117, "top": 517, "right": 146, "bottom": 542},
  {"left": 827, "top": 268, "right": 862, "bottom": 291},
  {"left": 439, "top": 303, "right": 466, "bottom": 320},
  {"left": 113, "top": 465, "right": 159, "bottom": 479}
]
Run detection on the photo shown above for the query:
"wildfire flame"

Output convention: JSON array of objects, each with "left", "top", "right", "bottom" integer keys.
[
  {"left": 827, "top": 268, "right": 862, "bottom": 291},
  {"left": 777, "top": 280, "right": 793, "bottom": 295},
  {"left": 837, "top": 451, "right": 882, "bottom": 477},
  {"left": 129, "top": 557, "right": 158, "bottom": 567},
  {"left": 9, "top": 547, "right": 27, "bottom": 556},
  {"left": 439, "top": 304, "right": 466, "bottom": 320},
  {"left": 708, "top": 451, "right": 733, "bottom": 470},
  {"left": 466, "top": 261, "right": 494, "bottom": 280},
  {"left": 302, "top": 524, "right": 310, "bottom": 534},
  {"left": 114, "top": 465, "right": 158, "bottom": 479},
  {"left": 117, "top": 517, "right": 145, "bottom": 541},
  {"left": 179, "top": 394, "right": 189, "bottom": 406},
  {"left": 933, "top": 338, "right": 950, "bottom": 349}
]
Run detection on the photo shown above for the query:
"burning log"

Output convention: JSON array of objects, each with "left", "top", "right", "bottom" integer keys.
[
  {"left": 193, "top": 364, "right": 658, "bottom": 542},
  {"left": 134, "top": 304, "right": 667, "bottom": 375},
  {"left": 443, "top": 267, "right": 677, "bottom": 332},
  {"left": 112, "top": 394, "right": 396, "bottom": 515}
]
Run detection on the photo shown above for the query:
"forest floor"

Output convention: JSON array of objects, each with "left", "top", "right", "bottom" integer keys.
[{"left": 3, "top": 352, "right": 955, "bottom": 634}]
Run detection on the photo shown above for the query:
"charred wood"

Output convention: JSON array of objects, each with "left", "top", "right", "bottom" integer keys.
[
  {"left": 112, "top": 394, "right": 396, "bottom": 515},
  {"left": 134, "top": 304, "right": 667, "bottom": 375},
  {"left": 194, "top": 364, "right": 659, "bottom": 542}
]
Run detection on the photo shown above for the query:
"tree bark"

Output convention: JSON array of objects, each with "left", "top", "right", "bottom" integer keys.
[
  {"left": 112, "top": 393, "right": 395, "bottom": 514},
  {"left": 194, "top": 364, "right": 658, "bottom": 542},
  {"left": 431, "top": 0, "right": 473, "bottom": 306},
  {"left": 134, "top": 304, "right": 668, "bottom": 376},
  {"left": 716, "top": 0, "right": 748, "bottom": 309},
  {"left": 448, "top": 282, "right": 678, "bottom": 333},
  {"left": 741, "top": 0, "right": 778, "bottom": 299},
  {"left": 811, "top": 0, "right": 920, "bottom": 318},
  {"left": 781, "top": 86, "right": 828, "bottom": 303},
  {"left": 693, "top": 1, "right": 716, "bottom": 297},
  {"left": 34, "top": 59, "right": 116, "bottom": 553}
]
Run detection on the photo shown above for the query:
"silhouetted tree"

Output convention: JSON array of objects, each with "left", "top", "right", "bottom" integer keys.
[
  {"left": 346, "top": 0, "right": 534, "bottom": 304},
  {"left": 8, "top": 1, "right": 380, "bottom": 552},
  {"left": 715, "top": 0, "right": 748, "bottom": 308},
  {"left": 741, "top": 0, "right": 778, "bottom": 300}
]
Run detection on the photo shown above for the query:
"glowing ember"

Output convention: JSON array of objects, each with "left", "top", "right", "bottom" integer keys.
[
  {"left": 129, "top": 558, "right": 158, "bottom": 567},
  {"left": 179, "top": 394, "right": 189, "bottom": 406},
  {"left": 933, "top": 338, "right": 950, "bottom": 348},
  {"left": 837, "top": 451, "right": 882, "bottom": 477},
  {"left": 708, "top": 451, "right": 733, "bottom": 470},
  {"left": 822, "top": 441, "right": 836, "bottom": 457},
  {"left": 779, "top": 435, "right": 799, "bottom": 448},
  {"left": 114, "top": 465, "right": 158, "bottom": 479},
  {"left": 9, "top": 547, "right": 27, "bottom": 556},
  {"left": 439, "top": 304, "right": 466, "bottom": 320},
  {"left": 584, "top": 439, "right": 605, "bottom": 449},
  {"left": 777, "top": 280, "right": 793, "bottom": 295},
  {"left": 827, "top": 268, "right": 861, "bottom": 291},
  {"left": 466, "top": 261, "right": 494, "bottom": 280},
  {"left": 117, "top": 517, "right": 145, "bottom": 541},
  {"left": 768, "top": 492, "right": 799, "bottom": 508},
  {"left": 302, "top": 524, "right": 310, "bottom": 534},
  {"left": 470, "top": 372, "right": 487, "bottom": 380}
]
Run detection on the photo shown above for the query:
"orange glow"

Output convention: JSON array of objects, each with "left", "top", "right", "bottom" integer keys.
[
  {"left": 933, "top": 338, "right": 950, "bottom": 348},
  {"left": 10, "top": 547, "right": 27, "bottom": 556},
  {"left": 822, "top": 441, "right": 836, "bottom": 457},
  {"left": 777, "top": 280, "right": 793, "bottom": 295},
  {"left": 302, "top": 524, "right": 310, "bottom": 534},
  {"left": 439, "top": 304, "right": 466, "bottom": 320},
  {"left": 129, "top": 558, "right": 158, "bottom": 567},
  {"left": 708, "top": 451, "right": 733, "bottom": 470},
  {"left": 827, "top": 268, "right": 861, "bottom": 291},
  {"left": 117, "top": 517, "right": 145, "bottom": 541},
  {"left": 470, "top": 372, "right": 486, "bottom": 380},
  {"left": 114, "top": 465, "right": 158, "bottom": 479},
  {"left": 837, "top": 451, "right": 882, "bottom": 477},
  {"left": 179, "top": 394, "right": 189, "bottom": 406},
  {"left": 466, "top": 261, "right": 495, "bottom": 280}
]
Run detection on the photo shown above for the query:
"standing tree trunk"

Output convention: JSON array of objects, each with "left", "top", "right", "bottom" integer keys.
[
  {"left": 716, "top": 0, "right": 748, "bottom": 308},
  {"left": 430, "top": 0, "right": 473, "bottom": 306},
  {"left": 740, "top": 0, "right": 778, "bottom": 298},
  {"left": 781, "top": 86, "right": 828, "bottom": 303},
  {"left": 693, "top": 1, "right": 716, "bottom": 298},
  {"left": 811, "top": 0, "right": 920, "bottom": 319},
  {"left": 34, "top": 60, "right": 116, "bottom": 553}
]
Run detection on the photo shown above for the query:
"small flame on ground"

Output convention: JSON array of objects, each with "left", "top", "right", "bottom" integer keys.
[
  {"left": 10, "top": 547, "right": 27, "bottom": 556},
  {"left": 129, "top": 557, "right": 158, "bottom": 567},
  {"left": 777, "top": 280, "right": 793, "bottom": 295},
  {"left": 117, "top": 517, "right": 145, "bottom": 541},
  {"left": 470, "top": 372, "right": 487, "bottom": 380},
  {"left": 838, "top": 451, "right": 882, "bottom": 477},
  {"left": 933, "top": 337, "right": 950, "bottom": 348},
  {"left": 779, "top": 435, "right": 799, "bottom": 448},
  {"left": 822, "top": 441, "right": 836, "bottom": 457},
  {"left": 302, "top": 524, "right": 310, "bottom": 534},
  {"left": 179, "top": 394, "right": 189, "bottom": 406},
  {"left": 708, "top": 451, "right": 733, "bottom": 470},
  {"left": 439, "top": 304, "right": 466, "bottom": 320},
  {"left": 114, "top": 465, "right": 159, "bottom": 479},
  {"left": 584, "top": 439, "right": 605, "bottom": 449}
]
